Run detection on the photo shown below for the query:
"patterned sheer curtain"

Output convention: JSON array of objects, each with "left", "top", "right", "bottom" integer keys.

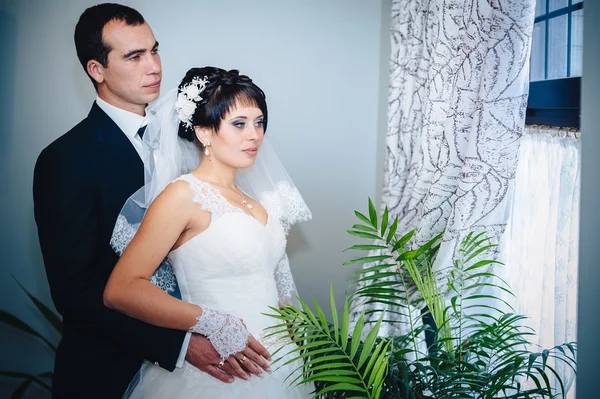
[
  {"left": 503, "top": 126, "right": 580, "bottom": 398},
  {"left": 350, "top": 0, "right": 536, "bottom": 335},
  {"left": 349, "top": 1, "right": 580, "bottom": 395}
]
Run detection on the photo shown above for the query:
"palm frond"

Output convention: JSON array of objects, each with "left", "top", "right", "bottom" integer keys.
[{"left": 265, "top": 285, "right": 390, "bottom": 399}]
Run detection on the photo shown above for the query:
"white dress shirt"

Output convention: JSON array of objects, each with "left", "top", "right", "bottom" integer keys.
[{"left": 96, "top": 96, "right": 192, "bottom": 368}]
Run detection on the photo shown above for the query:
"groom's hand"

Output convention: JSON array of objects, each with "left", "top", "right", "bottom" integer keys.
[{"left": 186, "top": 334, "right": 245, "bottom": 383}]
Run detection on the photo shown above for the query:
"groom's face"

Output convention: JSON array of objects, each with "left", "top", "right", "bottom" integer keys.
[{"left": 96, "top": 20, "right": 162, "bottom": 114}]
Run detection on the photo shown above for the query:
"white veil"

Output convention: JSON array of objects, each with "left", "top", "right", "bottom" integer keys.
[{"left": 110, "top": 88, "right": 311, "bottom": 306}]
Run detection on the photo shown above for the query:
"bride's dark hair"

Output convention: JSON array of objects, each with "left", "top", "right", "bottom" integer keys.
[{"left": 177, "top": 67, "right": 268, "bottom": 143}]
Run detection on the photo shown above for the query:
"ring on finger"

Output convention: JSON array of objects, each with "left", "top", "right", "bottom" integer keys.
[
  {"left": 217, "top": 360, "right": 225, "bottom": 368},
  {"left": 239, "top": 355, "right": 247, "bottom": 364}
]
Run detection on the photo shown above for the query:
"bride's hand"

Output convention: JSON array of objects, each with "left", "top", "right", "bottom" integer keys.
[{"left": 232, "top": 335, "right": 272, "bottom": 376}]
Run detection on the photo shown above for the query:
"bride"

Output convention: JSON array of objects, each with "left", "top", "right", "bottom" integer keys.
[{"left": 104, "top": 66, "right": 313, "bottom": 398}]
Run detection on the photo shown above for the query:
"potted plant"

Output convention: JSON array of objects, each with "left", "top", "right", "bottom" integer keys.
[
  {"left": 0, "top": 279, "right": 60, "bottom": 397},
  {"left": 267, "top": 199, "right": 577, "bottom": 398}
]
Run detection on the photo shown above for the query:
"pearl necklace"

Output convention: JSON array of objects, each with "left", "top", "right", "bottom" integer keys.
[{"left": 206, "top": 176, "right": 253, "bottom": 210}]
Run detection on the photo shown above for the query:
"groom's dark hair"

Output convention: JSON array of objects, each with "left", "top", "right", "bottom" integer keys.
[{"left": 74, "top": 3, "right": 145, "bottom": 90}]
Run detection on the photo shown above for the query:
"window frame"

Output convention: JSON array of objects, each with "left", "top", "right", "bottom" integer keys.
[{"left": 526, "top": 1, "right": 582, "bottom": 128}]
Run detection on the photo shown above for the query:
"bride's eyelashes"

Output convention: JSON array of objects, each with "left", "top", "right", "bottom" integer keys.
[{"left": 230, "top": 118, "right": 265, "bottom": 129}]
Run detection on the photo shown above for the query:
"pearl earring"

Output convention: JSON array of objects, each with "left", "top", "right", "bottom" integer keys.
[{"left": 204, "top": 141, "right": 211, "bottom": 156}]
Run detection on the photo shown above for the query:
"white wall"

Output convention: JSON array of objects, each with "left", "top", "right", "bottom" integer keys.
[{"left": 0, "top": 0, "right": 390, "bottom": 395}]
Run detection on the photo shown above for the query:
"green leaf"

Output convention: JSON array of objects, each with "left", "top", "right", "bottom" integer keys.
[
  {"left": 349, "top": 263, "right": 397, "bottom": 278},
  {"left": 352, "top": 224, "right": 378, "bottom": 232},
  {"left": 386, "top": 216, "right": 399, "bottom": 244},
  {"left": 354, "top": 272, "right": 399, "bottom": 285},
  {"left": 464, "top": 244, "right": 498, "bottom": 263},
  {"left": 279, "top": 347, "right": 344, "bottom": 368},
  {"left": 306, "top": 375, "right": 364, "bottom": 385},
  {"left": 381, "top": 206, "right": 389, "bottom": 236},
  {"left": 340, "top": 301, "right": 350, "bottom": 351},
  {"left": 308, "top": 363, "right": 355, "bottom": 373},
  {"left": 368, "top": 340, "right": 391, "bottom": 388},
  {"left": 391, "top": 229, "right": 415, "bottom": 253},
  {"left": 0, "top": 310, "right": 57, "bottom": 352},
  {"left": 350, "top": 313, "right": 364, "bottom": 359},
  {"left": 302, "top": 355, "right": 349, "bottom": 368},
  {"left": 372, "top": 358, "right": 389, "bottom": 399},
  {"left": 354, "top": 210, "right": 372, "bottom": 226},
  {"left": 396, "top": 249, "right": 418, "bottom": 261},
  {"left": 415, "top": 231, "right": 443, "bottom": 256},
  {"left": 330, "top": 285, "right": 339, "bottom": 344},
  {"left": 14, "top": 278, "right": 62, "bottom": 335},
  {"left": 462, "top": 232, "right": 487, "bottom": 254},
  {"left": 357, "top": 314, "right": 384, "bottom": 369},
  {"left": 541, "top": 349, "right": 549, "bottom": 370},
  {"left": 342, "top": 255, "right": 392, "bottom": 266},
  {"left": 298, "top": 299, "right": 320, "bottom": 330},
  {"left": 313, "top": 300, "right": 331, "bottom": 339},
  {"left": 364, "top": 338, "right": 387, "bottom": 379},
  {"left": 450, "top": 296, "right": 459, "bottom": 314},
  {"left": 464, "top": 259, "right": 503, "bottom": 272},
  {"left": 344, "top": 244, "right": 388, "bottom": 252},
  {"left": 368, "top": 198, "right": 378, "bottom": 229},
  {"left": 347, "top": 230, "right": 382, "bottom": 240},
  {"left": 534, "top": 366, "right": 553, "bottom": 394},
  {"left": 0, "top": 371, "right": 51, "bottom": 392},
  {"left": 11, "top": 379, "right": 32, "bottom": 399},
  {"left": 315, "top": 383, "right": 367, "bottom": 396}
]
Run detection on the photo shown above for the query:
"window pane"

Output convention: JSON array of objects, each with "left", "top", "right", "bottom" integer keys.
[
  {"left": 536, "top": 0, "right": 546, "bottom": 16},
  {"left": 530, "top": 22, "right": 546, "bottom": 81},
  {"left": 548, "top": 15, "right": 568, "bottom": 79},
  {"left": 573, "top": 0, "right": 583, "bottom": 4},
  {"left": 571, "top": 9, "right": 584, "bottom": 77},
  {"left": 549, "top": 0, "right": 568, "bottom": 12}
]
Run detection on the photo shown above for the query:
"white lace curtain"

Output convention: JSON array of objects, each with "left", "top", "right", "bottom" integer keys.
[{"left": 503, "top": 126, "right": 580, "bottom": 398}]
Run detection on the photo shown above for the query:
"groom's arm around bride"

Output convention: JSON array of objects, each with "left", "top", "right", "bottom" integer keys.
[{"left": 32, "top": 4, "right": 246, "bottom": 397}]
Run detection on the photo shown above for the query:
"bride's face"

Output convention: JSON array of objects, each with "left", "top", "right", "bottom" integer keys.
[{"left": 209, "top": 104, "right": 265, "bottom": 169}]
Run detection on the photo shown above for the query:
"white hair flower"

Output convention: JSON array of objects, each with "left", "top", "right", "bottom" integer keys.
[
  {"left": 175, "top": 76, "right": 209, "bottom": 128},
  {"left": 184, "top": 84, "right": 201, "bottom": 101}
]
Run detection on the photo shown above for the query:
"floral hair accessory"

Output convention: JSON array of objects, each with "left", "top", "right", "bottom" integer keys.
[{"left": 175, "top": 76, "right": 209, "bottom": 129}]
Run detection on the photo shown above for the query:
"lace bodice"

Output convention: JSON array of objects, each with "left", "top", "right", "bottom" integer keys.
[
  {"left": 167, "top": 174, "right": 288, "bottom": 337},
  {"left": 175, "top": 175, "right": 249, "bottom": 221}
]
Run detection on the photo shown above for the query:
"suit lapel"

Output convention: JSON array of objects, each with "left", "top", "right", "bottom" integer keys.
[
  {"left": 88, "top": 102, "right": 144, "bottom": 180},
  {"left": 88, "top": 102, "right": 144, "bottom": 189}
]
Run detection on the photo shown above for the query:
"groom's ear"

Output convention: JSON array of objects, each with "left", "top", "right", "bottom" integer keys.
[
  {"left": 87, "top": 60, "right": 105, "bottom": 85},
  {"left": 194, "top": 126, "right": 211, "bottom": 144}
]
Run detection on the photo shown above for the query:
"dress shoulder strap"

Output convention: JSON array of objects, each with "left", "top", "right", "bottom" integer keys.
[{"left": 174, "top": 174, "right": 241, "bottom": 220}]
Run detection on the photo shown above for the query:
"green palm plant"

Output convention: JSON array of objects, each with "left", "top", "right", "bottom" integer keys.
[
  {"left": 0, "top": 279, "right": 61, "bottom": 397},
  {"left": 267, "top": 199, "right": 577, "bottom": 398}
]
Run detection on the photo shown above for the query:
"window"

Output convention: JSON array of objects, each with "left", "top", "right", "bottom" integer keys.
[{"left": 526, "top": 0, "right": 583, "bottom": 128}]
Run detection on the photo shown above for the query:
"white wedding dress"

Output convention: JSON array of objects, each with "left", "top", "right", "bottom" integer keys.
[{"left": 128, "top": 174, "right": 313, "bottom": 399}]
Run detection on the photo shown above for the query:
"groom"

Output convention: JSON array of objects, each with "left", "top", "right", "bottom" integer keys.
[{"left": 33, "top": 4, "right": 266, "bottom": 398}]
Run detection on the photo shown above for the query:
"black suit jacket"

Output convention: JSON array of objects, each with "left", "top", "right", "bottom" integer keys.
[{"left": 33, "top": 103, "right": 186, "bottom": 398}]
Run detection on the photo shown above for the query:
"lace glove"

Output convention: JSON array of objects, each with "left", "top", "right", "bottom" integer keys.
[{"left": 190, "top": 307, "right": 250, "bottom": 361}]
